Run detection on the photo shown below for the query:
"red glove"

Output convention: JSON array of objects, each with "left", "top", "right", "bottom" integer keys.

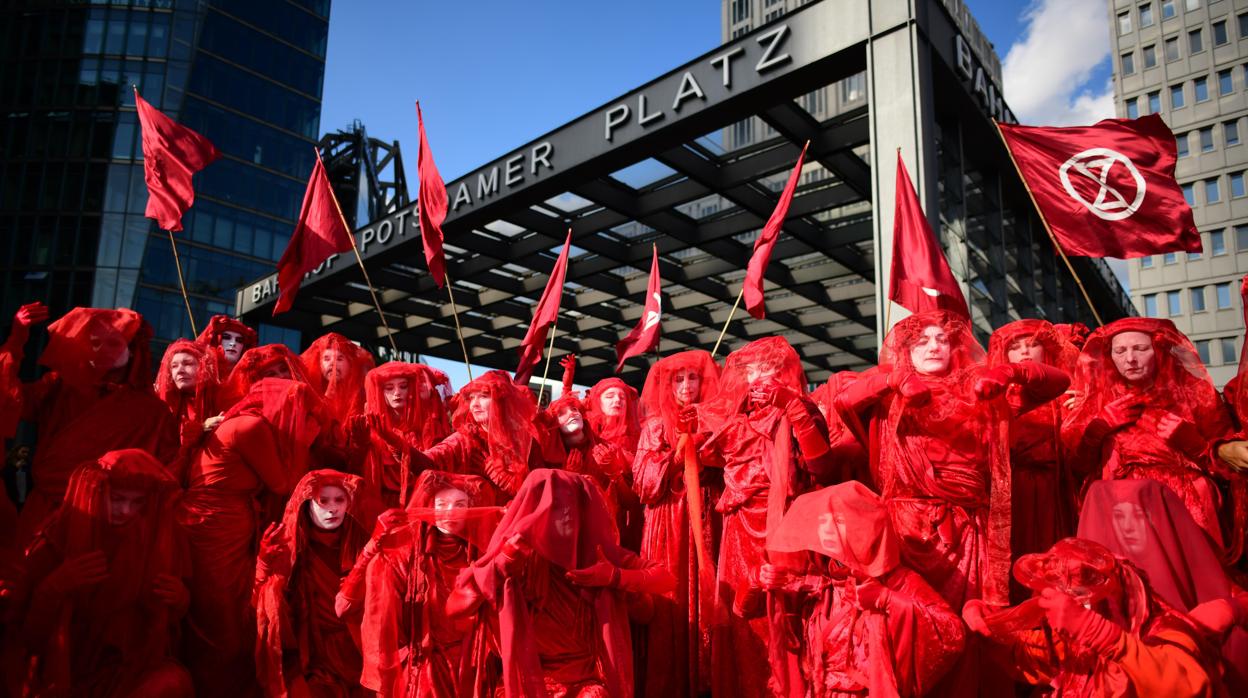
[
  {"left": 895, "top": 373, "right": 931, "bottom": 407},
  {"left": 1099, "top": 395, "right": 1144, "bottom": 431},
  {"left": 5, "top": 301, "right": 48, "bottom": 354},
  {"left": 758, "top": 563, "right": 794, "bottom": 591},
  {"left": 855, "top": 578, "right": 893, "bottom": 612},
  {"left": 962, "top": 599, "right": 991, "bottom": 636},
  {"left": 256, "top": 522, "right": 291, "bottom": 578},
  {"left": 559, "top": 354, "right": 577, "bottom": 396},
  {"left": 498, "top": 533, "right": 531, "bottom": 577},
  {"left": 566, "top": 547, "right": 621, "bottom": 588},
  {"left": 1155, "top": 411, "right": 1207, "bottom": 460},
  {"left": 45, "top": 551, "right": 108, "bottom": 595},
  {"left": 972, "top": 365, "right": 1017, "bottom": 401},
  {"left": 150, "top": 573, "right": 189, "bottom": 611},
  {"left": 676, "top": 406, "right": 698, "bottom": 434},
  {"left": 1039, "top": 588, "right": 1121, "bottom": 654}
]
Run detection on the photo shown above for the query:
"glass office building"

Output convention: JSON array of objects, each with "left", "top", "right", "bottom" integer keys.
[{"left": 0, "top": 0, "right": 328, "bottom": 348}]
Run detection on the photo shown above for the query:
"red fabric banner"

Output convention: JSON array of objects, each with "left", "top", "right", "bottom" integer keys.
[
  {"left": 997, "top": 115, "right": 1200, "bottom": 258},
  {"left": 515, "top": 229, "right": 572, "bottom": 385},
  {"left": 134, "top": 89, "right": 220, "bottom": 232},
  {"left": 615, "top": 245, "right": 662, "bottom": 371},
  {"left": 274, "top": 151, "right": 353, "bottom": 315},
  {"left": 416, "top": 102, "right": 448, "bottom": 287},
  {"left": 889, "top": 154, "right": 970, "bottom": 318},
  {"left": 744, "top": 142, "right": 808, "bottom": 319}
]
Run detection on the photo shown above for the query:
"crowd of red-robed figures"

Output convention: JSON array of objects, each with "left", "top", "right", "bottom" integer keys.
[{"left": 5, "top": 300, "right": 1248, "bottom": 698}]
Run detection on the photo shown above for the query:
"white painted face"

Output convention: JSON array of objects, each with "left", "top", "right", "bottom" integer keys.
[
  {"left": 599, "top": 387, "right": 626, "bottom": 417},
  {"left": 468, "top": 392, "right": 492, "bottom": 427},
  {"left": 909, "top": 325, "right": 951, "bottom": 376},
  {"left": 433, "top": 487, "right": 471, "bottom": 536},
  {"left": 108, "top": 487, "right": 148, "bottom": 527},
  {"left": 169, "top": 351, "right": 201, "bottom": 392},
  {"left": 1110, "top": 331, "right": 1156, "bottom": 383},
  {"left": 744, "top": 361, "right": 780, "bottom": 387},
  {"left": 90, "top": 329, "right": 131, "bottom": 370},
  {"left": 1007, "top": 336, "right": 1046, "bottom": 364},
  {"left": 383, "top": 378, "right": 410, "bottom": 411},
  {"left": 557, "top": 406, "right": 584, "bottom": 435},
  {"left": 220, "top": 330, "right": 245, "bottom": 363},
  {"left": 816, "top": 511, "right": 848, "bottom": 557},
  {"left": 320, "top": 348, "right": 349, "bottom": 383},
  {"left": 309, "top": 484, "right": 350, "bottom": 531},
  {"left": 1111, "top": 501, "right": 1149, "bottom": 555},
  {"left": 672, "top": 368, "right": 702, "bottom": 407},
  {"left": 259, "top": 361, "right": 292, "bottom": 380}
]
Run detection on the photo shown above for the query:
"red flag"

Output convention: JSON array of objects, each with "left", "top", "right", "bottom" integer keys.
[
  {"left": 273, "top": 151, "right": 353, "bottom": 315},
  {"left": 416, "top": 102, "right": 447, "bottom": 287},
  {"left": 134, "top": 88, "right": 220, "bottom": 232},
  {"left": 997, "top": 115, "right": 1200, "bottom": 258},
  {"left": 889, "top": 154, "right": 969, "bottom": 318},
  {"left": 744, "top": 142, "right": 808, "bottom": 319},
  {"left": 515, "top": 229, "right": 572, "bottom": 385},
  {"left": 615, "top": 245, "right": 662, "bottom": 371}
]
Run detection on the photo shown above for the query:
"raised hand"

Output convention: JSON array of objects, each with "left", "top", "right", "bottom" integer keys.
[
  {"left": 46, "top": 550, "right": 108, "bottom": 594},
  {"left": 257, "top": 522, "right": 289, "bottom": 575},
  {"left": 566, "top": 545, "right": 619, "bottom": 588},
  {"left": 757, "top": 563, "right": 792, "bottom": 590},
  {"left": 1099, "top": 394, "right": 1143, "bottom": 431},
  {"left": 972, "top": 365, "right": 1015, "bottom": 401},
  {"left": 151, "top": 573, "right": 189, "bottom": 609},
  {"left": 895, "top": 373, "right": 932, "bottom": 407}
]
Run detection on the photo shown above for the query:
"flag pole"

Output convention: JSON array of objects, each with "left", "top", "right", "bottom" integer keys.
[
  {"left": 993, "top": 121, "right": 1104, "bottom": 327},
  {"left": 165, "top": 229, "right": 198, "bottom": 336},
  {"left": 443, "top": 269, "right": 473, "bottom": 381},
  {"left": 320, "top": 150, "right": 400, "bottom": 352},
  {"left": 536, "top": 319, "right": 559, "bottom": 404},
  {"left": 711, "top": 285, "right": 745, "bottom": 359}
]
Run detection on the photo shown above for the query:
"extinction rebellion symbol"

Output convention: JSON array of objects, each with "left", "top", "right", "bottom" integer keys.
[{"left": 1058, "top": 148, "right": 1147, "bottom": 221}]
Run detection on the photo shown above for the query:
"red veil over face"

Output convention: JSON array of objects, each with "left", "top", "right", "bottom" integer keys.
[
  {"left": 154, "top": 339, "right": 217, "bottom": 424},
  {"left": 364, "top": 362, "right": 450, "bottom": 449},
  {"left": 700, "top": 336, "right": 808, "bottom": 434},
  {"left": 767, "top": 480, "right": 900, "bottom": 579},
  {"left": 987, "top": 318, "right": 1079, "bottom": 373},
  {"left": 879, "top": 310, "right": 985, "bottom": 376},
  {"left": 451, "top": 370, "right": 537, "bottom": 490},
  {"left": 301, "top": 333, "right": 375, "bottom": 423},
  {"left": 40, "top": 307, "right": 154, "bottom": 391},
  {"left": 640, "top": 350, "right": 721, "bottom": 442},
  {"left": 586, "top": 378, "right": 641, "bottom": 451},
  {"left": 220, "top": 343, "right": 309, "bottom": 408}
]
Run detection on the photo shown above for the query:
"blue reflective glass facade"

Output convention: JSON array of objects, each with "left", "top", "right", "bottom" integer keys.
[{"left": 0, "top": 0, "right": 329, "bottom": 345}]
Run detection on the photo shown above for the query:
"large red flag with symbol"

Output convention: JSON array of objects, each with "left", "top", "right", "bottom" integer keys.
[
  {"left": 416, "top": 102, "right": 448, "bottom": 287},
  {"left": 515, "top": 229, "right": 572, "bottom": 385},
  {"left": 889, "top": 154, "right": 969, "bottom": 318},
  {"left": 615, "top": 245, "right": 662, "bottom": 371},
  {"left": 997, "top": 115, "right": 1200, "bottom": 259},
  {"left": 134, "top": 88, "right": 220, "bottom": 232},
  {"left": 274, "top": 151, "right": 353, "bottom": 315}
]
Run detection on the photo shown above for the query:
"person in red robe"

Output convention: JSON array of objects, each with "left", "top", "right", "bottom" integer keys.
[
  {"left": 196, "top": 314, "right": 259, "bottom": 380},
  {"left": 179, "top": 378, "right": 326, "bottom": 697},
  {"left": 1, "top": 304, "right": 177, "bottom": 547},
  {"left": 348, "top": 362, "right": 451, "bottom": 508},
  {"left": 13, "top": 449, "right": 191, "bottom": 697},
  {"left": 964, "top": 537, "right": 1224, "bottom": 697},
  {"left": 253, "top": 469, "right": 377, "bottom": 697},
  {"left": 1077, "top": 478, "right": 1248, "bottom": 692},
  {"left": 219, "top": 343, "right": 311, "bottom": 410},
  {"left": 419, "top": 370, "right": 544, "bottom": 499},
  {"left": 301, "top": 332, "right": 375, "bottom": 430},
  {"left": 986, "top": 319, "right": 1079, "bottom": 568},
  {"left": 696, "top": 336, "right": 839, "bottom": 698},
  {"left": 630, "top": 349, "right": 721, "bottom": 697},
  {"left": 1062, "top": 317, "right": 1242, "bottom": 562},
  {"left": 337, "top": 470, "right": 501, "bottom": 697},
  {"left": 155, "top": 338, "right": 219, "bottom": 457},
  {"left": 584, "top": 377, "right": 643, "bottom": 549},
  {"left": 543, "top": 387, "right": 631, "bottom": 526},
  {"left": 447, "top": 468, "right": 675, "bottom": 697},
  {"left": 762, "top": 480, "right": 965, "bottom": 697}
]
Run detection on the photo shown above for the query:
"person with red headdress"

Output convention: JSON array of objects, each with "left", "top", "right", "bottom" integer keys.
[
  {"left": 178, "top": 378, "right": 326, "bottom": 697},
  {"left": 348, "top": 362, "right": 452, "bottom": 508},
  {"left": 447, "top": 468, "right": 675, "bottom": 697},
  {"left": 155, "top": 339, "right": 219, "bottom": 457},
  {"left": 964, "top": 537, "right": 1224, "bottom": 697},
  {"left": 336, "top": 470, "right": 501, "bottom": 697},
  {"left": 584, "top": 375, "right": 644, "bottom": 549},
  {"left": 629, "top": 349, "right": 721, "bottom": 697},
  {"left": 13, "top": 449, "right": 191, "bottom": 697},
  {"left": 1077, "top": 479, "right": 1248, "bottom": 692},
  {"left": 761, "top": 481, "right": 965, "bottom": 697},
  {"left": 218, "top": 343, "right": 311, "bottom": 410},
  {"left": 196, "top": 314, "right": 259, "bottom": 380},
  {"left": 0, "top": 304, "right": 178, "bottom": 547},
  {"left": 1062, "top": 317, "right": 1242, "bottom": 562},
  {"left": 253, "top": 469, "right": 377, "bottom": 697},
  {"left": 420, "top": 370, "right": 544, "bottom": 500},
  {"left": 301, "top": 332, "right": 375, "bottom": 431},
  {"left": 695, "top": 336, "right": 839, "bottom": 698},
  {"left": 987, "top": 319, "right": 1079, "bottom": 568}
]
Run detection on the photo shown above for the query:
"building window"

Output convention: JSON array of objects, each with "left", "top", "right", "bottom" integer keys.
[
  {"left": 1148, "top": 91, "right": 1161, "bottom": 113},
  {"left": 1200, "top": 126, "right": 1215, "bottom": 151},
  {"left": 1196, "top": 340, "right": 1212, "bottom": 364},
  {"left": 1206, "top": 177, "right": 1221, "bottom": 203},
  {"left": 1217, "top": 282, "right": 1233, "bottom": 309},
  {"left": 1213, "top": 228, "right": 1229, "bottom": 253},
  {"left": 1192, "top": 287, "right": 1207, "bottom": 312},
  {"left": 1141, "top": 255, "right": 1155, "bottom": 268},
  {"left": 1171, "top": 83, "right": 1186, "bottom": 108},
  {"left": 1177, "top": 132, "right": 1190, "bottom": 157},
  {"left": 1165, "top": 36, "right": 1181, "bottom": 61},
  {"left": 1123, "top": 52, "right": 1136, "bottom": 75},
  {"left": 1214, "top": 20, "right": 1229, "bottom": 46},
  {"left": 1144, "top": 44, "right": 1158, "bottom": 68},
  {"left": 1140, "top": 4, "right": 1154, "bottom": 27},
  {"left": 1164, "top": 252, "right": 1179, "bottom": 264},
  {"left": 1190, "top": 248, "right": 1202, "bottom": 260},
  {"left": 1227, "top": 121, "right": 1241, "bottom": 146},
  {"left": 1195, "top": 76, "right": 1210, "bottom": 101},
  {"left": 1127, "top": 97, "right": 1140, "bottom": 119},
  {"left": 1163, "top": 0, "right": 1176, "bottom": 18},
  {"left": 1145, "top": 294, "right": 1159, "bottom": 316},
  {"left": 731, "top": 0, "right": 751, "bottom": 24},
  {"left": 1190, "top": 28, "right": 1205, "bottom": 53},
  {"left": 1221, "top": 337, "right": 1238, "bottom": 364},
  {"left": 1186, "top": 0, "right": 1200, "bottom": 11},
  {"left": 1233, "top": 173, "right": 1247, "bottom": 198},
  {"left": 1236, "top": 224, "right": 1248, "bottom": 249},
  {"left": 731, "top": 25, "right": 751, "bottom": 38},
  {"left": 840, "top": 73, "right": 865, "bottom": 103},
  {"left": 1168, "top": 291, "right": 1183, "bottom": 316},
  {"left": 1240, "top": 13, "right": 1248, "bottom": 40},
  {"left": 1183, "top": 182, "right": 1196, "bottom": 204},
  {"left": 1220, "top": 69, "right": 1235, "bottom": 95}
]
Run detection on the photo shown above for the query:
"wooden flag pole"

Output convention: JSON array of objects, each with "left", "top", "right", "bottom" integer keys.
[
  {"left": 535, "top": 319, "right": 559, "bottom": 404},
  {"left": 443, "top": 269, "right": 473, "bottom": 381},
  {"left": 711, "top": 285, "right": 745, "bottom": 359},
  {"left": 166, "top": 229, "right": 198, "bottom": 336},
  {"left": 993, "top": 121, "right": 1104, "bottom": 327}
]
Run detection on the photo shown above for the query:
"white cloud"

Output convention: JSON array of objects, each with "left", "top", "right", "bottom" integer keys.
[{"left": 1002, "top": 0, "right": 1117, "bottom": 126}]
